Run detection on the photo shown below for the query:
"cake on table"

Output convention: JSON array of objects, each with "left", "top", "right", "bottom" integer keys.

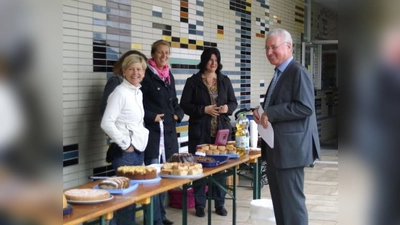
[
  {"left": 195, "top": 144, "right": 237, "bottom": 155},
  {"left": 117, "top": 166, "right": 157, "bottom": 180},
  {"left": 168, "top": 152, "right": 196, "bottom": 163},
  {"left": 64, "top": 189, "right": 110, "bottom": 201},
  {"left": 195, "top": 156, "right": 216, "bottom": 163},
  {"left": 161, "top": 162, "right": 203, "bottom": 176},
  {"left": 98, "top": 176, "right": 130, "bottom": 189}
]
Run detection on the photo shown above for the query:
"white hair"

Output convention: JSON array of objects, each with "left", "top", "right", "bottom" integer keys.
[{"left": 267, "top": 28, "right": 293, "bottom": 45}]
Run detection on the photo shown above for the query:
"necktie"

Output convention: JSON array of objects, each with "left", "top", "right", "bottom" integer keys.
[{"left": 263, "top": 68, "right": 280, "bottom": 108}]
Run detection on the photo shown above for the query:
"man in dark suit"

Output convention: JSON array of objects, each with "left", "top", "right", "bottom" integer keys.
[{"left": 253, "top": 28, "right": 321, "bottom": 225}]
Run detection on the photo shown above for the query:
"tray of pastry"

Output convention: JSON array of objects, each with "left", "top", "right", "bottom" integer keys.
[{"left": 195, "top": 155, "right": 229, "bottom": 167}]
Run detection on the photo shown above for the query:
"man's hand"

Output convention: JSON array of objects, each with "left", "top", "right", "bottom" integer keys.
[
  {"left": 253, "top": 108, "right": 268, "bottom": 128},
  {"left": 253, "top": 108, "right": 261, "bottom": 124},
  {"left": 260, "top": 112, "right": 269, "bottom": 129}
]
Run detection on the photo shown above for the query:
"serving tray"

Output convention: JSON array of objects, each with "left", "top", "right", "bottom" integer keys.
[
  {"left": 197, "top": 155, "right": 229, "bottom": 168},
  {"left": 129, "top": 176, "right": 161, "bottom": 184},
  {"left": 206, "top": 153, "right": 239, "bottom": 159},
  {"left": 159, "top": 173, "right": 204, "bottom": 179}
]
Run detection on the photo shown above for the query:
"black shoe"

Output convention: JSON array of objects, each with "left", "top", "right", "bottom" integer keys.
[
  {"left": 162, "top": 218, "right": 174, "bottom": 225},
  {"left": 195, "top": 206, "right": 205, "bottom": 217},
  {"left": 215, "top": 206, "right": 228, "bottom": 216}
]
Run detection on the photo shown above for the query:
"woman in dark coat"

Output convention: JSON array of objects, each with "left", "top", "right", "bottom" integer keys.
[
  {"left": 140, "top": 40, "right": 184, "bottom": 225},
  {"left": 180, "top": 47, "right": 238, "bottom": 217}
]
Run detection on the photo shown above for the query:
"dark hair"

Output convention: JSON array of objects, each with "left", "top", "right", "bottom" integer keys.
[
  {"left": 197, "top": 47, "right": 223, "bottom": 74},
  {"left": 113, "top": 50, "right": 148, "bottom": 75}
]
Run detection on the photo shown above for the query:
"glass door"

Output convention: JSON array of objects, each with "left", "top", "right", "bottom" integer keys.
[
  {"left": 302, "top": 41, "right": 338, "bottom": 90},
  {"left": 302, "top": 42, "right": 321, "bottom": 89}
]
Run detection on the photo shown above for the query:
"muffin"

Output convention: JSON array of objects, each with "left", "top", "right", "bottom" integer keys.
[
  {"left": 217, "top": 146, "right": 226, "bottom": 151},
  {"left": 209, "top": 145, "right": 217, "bottom": 150}
]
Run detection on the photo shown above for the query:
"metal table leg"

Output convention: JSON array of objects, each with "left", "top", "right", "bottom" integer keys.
[
  {"left": 252, "top": 157, "right": 261, "bottom": 199},
  {"left": 182, "top": 184, "right": 188, "bottom": 225}
]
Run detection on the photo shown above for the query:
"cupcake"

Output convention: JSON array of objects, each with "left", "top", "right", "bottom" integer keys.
[{"left": 217, "top": 146, "right": 226, "bottom": 151}]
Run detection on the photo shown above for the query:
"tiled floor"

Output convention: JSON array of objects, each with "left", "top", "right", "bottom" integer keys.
[{"left": 143, "top": 149, "right": 338, "bottom": 225}]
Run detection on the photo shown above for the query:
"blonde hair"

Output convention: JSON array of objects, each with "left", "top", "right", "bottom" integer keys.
[
  {"left": 122, "top": 54, "right": 147, "bottom": 71},
  {"left": 113, "top": 50, "right": 148, "bottom": 75}
]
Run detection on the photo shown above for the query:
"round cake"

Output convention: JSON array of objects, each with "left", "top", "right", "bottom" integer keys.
[
  {"left": 168, "top": 153, "right": 196, "bottom": 163},
  {"left": 64, "top": 189, "right": 110, "bottom": 201}
]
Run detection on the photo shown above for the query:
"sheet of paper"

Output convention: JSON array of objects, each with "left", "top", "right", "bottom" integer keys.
[{"left": 257, "top": 107, "right": 274, "bottom": 148}]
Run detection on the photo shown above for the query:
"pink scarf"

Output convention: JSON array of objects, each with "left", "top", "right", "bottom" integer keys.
[{"left": 148, "top": 58, "right": 171, "bottom": 84}]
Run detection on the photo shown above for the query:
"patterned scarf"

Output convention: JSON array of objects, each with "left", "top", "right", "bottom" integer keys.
[{"left": 148, "top": 58, "right": 171, "bottom": 84}]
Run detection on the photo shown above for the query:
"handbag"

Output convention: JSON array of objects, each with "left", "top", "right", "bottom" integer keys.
[{"left": 106, "top": 143, "right": 122, "bottom": 163}]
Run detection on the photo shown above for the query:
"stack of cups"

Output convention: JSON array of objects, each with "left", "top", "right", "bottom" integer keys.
[{"left": 249, "top": 120, "right": 258, "bottom": 148}]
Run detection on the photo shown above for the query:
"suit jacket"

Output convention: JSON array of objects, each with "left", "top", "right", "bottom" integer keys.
[
  {"left": 141, "top": 67, "right": 184, "bottom": 161},
  {"left": 180, "top": 72, "right": 238, "bottom": 154},
  {"left": 262, "top": 59, "right": 320, "bottom": 169}
]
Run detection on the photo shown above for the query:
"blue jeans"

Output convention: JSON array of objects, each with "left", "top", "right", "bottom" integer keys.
[
  {"left": 145, "top": 158, "right": 166, "bottom": 225},
  {"left": 110, "top": 148, "right": 144, "bottom": 225}
]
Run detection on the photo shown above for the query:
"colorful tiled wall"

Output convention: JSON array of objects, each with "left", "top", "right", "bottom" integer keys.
[{"left": 63, "top": 0, "right": 338, "bottom": 188}]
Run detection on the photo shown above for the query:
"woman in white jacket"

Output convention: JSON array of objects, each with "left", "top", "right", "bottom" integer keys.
[{"left": 100, "top": 54, "right": 148, "bottom": 225}]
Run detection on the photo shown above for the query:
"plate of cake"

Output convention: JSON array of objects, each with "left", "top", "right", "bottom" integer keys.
[
  {"left": 196, "top": 144, "right": 239, "bottom": 158},
  {"left": 117, "top": 165, "right": 161, "bottom": 183},
  {"left": 64, "top": 189, "right": 114, "bottom": 204},
  {"left": 159, "top": 162, "right": 204, "bottom": 179},
  {"left": 93, "top": 176, "right": 139, "bottom": 194},
  {"left": 195, "top": 155, "right": 229, "bottom": 167}
]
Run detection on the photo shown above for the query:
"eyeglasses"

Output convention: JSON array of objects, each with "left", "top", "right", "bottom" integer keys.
[{"left": 264, "top": 42, "right": 287, "bottom": 51}]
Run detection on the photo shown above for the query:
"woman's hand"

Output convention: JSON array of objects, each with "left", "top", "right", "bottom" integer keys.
[
  {"left": 154, "top": 114, "right": 165, "bottom": 122},
  {"left": 125, "top": 145, "right": 134, "bottom": 152},
  {"left": 218, "top": 104, "right": 228, "bottom": 113},
  {"left": 205, "top": 104, "right": 220, "bottom": 117},
  {"left": 173, "top": 114, "right": 179, "bottom": 121}
]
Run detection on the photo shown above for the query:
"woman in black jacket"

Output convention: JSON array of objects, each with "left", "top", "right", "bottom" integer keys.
[
  {"left": 141, "top": 40, "right": 184, "bottom": 225},
  {"left": 180, "top": 47, "right": 238, "bottom": 217}
]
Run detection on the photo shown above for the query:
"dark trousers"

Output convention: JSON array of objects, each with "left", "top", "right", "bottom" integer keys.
[
  {"left": 193, "top": 175, "right": 227, "bottom": 209},
  {"left": 145, "top": 158, "right": 166, "bottom": 225},
  {"left": 267, "top": 162, "right": 308, "bottom": 225},
  {"left": 110, "top": 145, "right": 144, "bottom": 225},
  {"left": 193, "top": 136, "right": 226, "bottom": 209}
]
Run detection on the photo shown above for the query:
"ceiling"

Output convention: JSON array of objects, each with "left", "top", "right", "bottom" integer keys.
[{"left": 313, "top": 0, "right": 338, "bottom": 12}]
